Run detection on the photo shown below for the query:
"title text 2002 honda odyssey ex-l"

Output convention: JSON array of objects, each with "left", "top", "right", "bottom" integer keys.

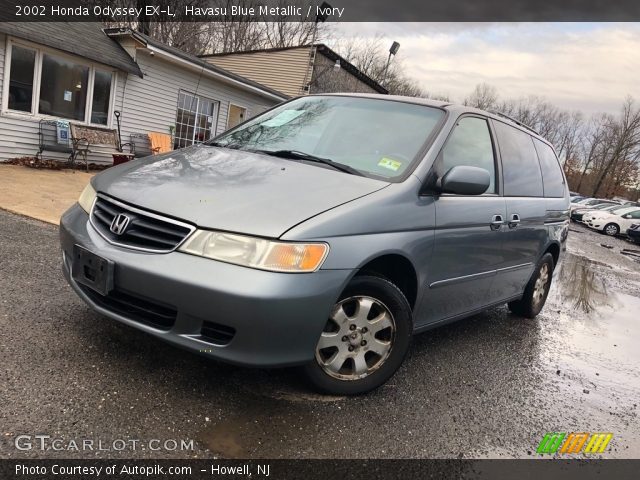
[{"left": 61, "top": 94, "right": 570, "bottom": 395}]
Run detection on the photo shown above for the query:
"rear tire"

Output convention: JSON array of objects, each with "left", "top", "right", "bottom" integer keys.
[
  {"left": 304, "top": 275, "right": 412, "bottom": 395},
  {"left": 603, "top": 223, "right": 620, "bottom": 236},
  {"left": 508, "top": 253, "right": 554, "bottom": 319}
]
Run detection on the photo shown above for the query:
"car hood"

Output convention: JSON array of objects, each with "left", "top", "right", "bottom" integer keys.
[
  {"left": 590, "top": 211, "right": 616, "bottom": 218},
  {"left": 92, "top": 145, "right": 389, "bottom": 238}
]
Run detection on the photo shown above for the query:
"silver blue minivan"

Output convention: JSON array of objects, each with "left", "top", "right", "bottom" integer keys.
[{"left": 60, "top": 94, "right": 570, "bottom": 394}]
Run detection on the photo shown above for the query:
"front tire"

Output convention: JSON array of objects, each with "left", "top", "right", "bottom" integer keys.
[
  {"left": 304, "top": 275, "right": 412, "bottom": 395},
  {"left": 603, "top": 223, "right": 620, "bottom": 236},
  {"left": 508, "top": 253, "right": 554, "bottom": 319}
]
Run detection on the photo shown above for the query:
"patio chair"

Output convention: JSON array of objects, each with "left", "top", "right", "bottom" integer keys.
[{"left": 148, "top": 132, "right": 173, "bottom": 155}]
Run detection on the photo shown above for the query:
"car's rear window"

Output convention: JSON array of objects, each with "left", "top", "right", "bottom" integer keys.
[{"left": 533, "top": 139, "right": 566, "bottom": 198}]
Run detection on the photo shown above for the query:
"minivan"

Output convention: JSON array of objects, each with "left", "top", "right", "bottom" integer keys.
[{"left": 60, "top": 94, "right": 570, "bottom": 395}]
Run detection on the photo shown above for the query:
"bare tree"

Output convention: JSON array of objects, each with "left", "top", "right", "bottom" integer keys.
[
  {"left": 463, "top": 83, "right": 499, "bottom": 110},
  {"left": 331, "top": 37, "right": 449, "bottom": 98},
  {"left": 590, "top": 97, "right": 640, "bottom": 197},
  {"left": 102, "top": 0, "right": 328, "bottom": 55}
]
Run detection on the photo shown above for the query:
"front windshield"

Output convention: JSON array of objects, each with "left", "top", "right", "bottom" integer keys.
[{"left": 210, "top": 96, "right": 445, "bottom": 180}]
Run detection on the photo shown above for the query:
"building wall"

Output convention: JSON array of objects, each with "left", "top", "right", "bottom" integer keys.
[
  {"left": 0, "top": 33, "right": 119, "bottom": 163},
  {"left": 310, "top": 50, "right": 380, "bottom": 95},
  {"left": 204, "top": 47, "right": 313, "bottom": 98},
  {"left": 114, "top": 49, "right": 277, "bottom": 157},
  {"left": 0, "top": 33, "right": 279, "bottom": 163}
]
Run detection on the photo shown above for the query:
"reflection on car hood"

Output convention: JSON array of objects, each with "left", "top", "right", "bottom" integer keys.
[{"left": 91, "top": 145, "right": 389, "bottom": 238}]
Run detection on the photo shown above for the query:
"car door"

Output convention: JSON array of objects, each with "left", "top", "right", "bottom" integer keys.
[
  {"left": 620, "top": 209, "right": 640, "bottom": 232},
  {"left": 490, "top": 121, "right": 549, "bottom": 301},
  {"left": 418, "top": 115, "right": 507, "bottom": 326}
]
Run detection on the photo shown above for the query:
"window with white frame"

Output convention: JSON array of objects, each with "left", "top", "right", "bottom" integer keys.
[
  {"left": 174, "top": 90, "right": 219, "bottom": 149},
  {"left": 3, "top": 39, "right": 114, "bottom": 125}
]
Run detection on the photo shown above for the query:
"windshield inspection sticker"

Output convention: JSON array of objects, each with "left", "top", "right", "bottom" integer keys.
[
  {"left": 378, "top": 157, "right": 403, "bottom": 172},
  {"left": 260, "top": 109, "right": 305, "bottom": 127}
]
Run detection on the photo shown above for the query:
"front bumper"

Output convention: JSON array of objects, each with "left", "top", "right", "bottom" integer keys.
[
  {"left": 60, "top": 204, "right": 353, "bottom": 367},
  {"left": 588, "top": 221, "right": 605, "bottom": 231}
]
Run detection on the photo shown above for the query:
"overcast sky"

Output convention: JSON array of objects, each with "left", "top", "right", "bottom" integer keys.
[{"left": 329, "top": 23, "right": 640, "bottom": 116}]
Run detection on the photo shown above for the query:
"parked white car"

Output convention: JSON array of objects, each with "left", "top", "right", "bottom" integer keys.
[
  {"left": 587, "top": 208, "right": 640, "bottom": 236},
  {"left": 569, "top": 198, "right": 617, "bottom": 213},
  {"left": 583, "top": 205, "right": 639, "bottom": 224}
]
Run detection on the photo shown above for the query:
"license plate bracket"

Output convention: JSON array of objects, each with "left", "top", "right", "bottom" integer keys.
[{"left": 72, "top": 245, "right": 114, "bottom": 296}]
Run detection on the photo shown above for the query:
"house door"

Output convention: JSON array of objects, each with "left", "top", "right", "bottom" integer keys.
[{"left": 227, "top": 104, "right": 247, "bottom": 129}]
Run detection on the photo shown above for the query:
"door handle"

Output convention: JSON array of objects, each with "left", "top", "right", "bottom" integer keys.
[
  {"left": 508, "top": 214, "right": 521, "bottom": 229},
  {"left": 490, "top": 214, "right": 504, "bottom": 231}
]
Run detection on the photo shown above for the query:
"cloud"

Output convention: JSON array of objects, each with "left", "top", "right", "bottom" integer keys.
[{"left": 329, "top": 23, "right": 640, "bottom": 115}]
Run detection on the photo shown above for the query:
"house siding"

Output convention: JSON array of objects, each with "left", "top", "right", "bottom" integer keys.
[
  {"left": 205, "top": 47, "right": 313, "bottom": 98},
  {"left": 0, "top": 34, "right": 279, "bottom": 163},
  {"left": 310, "top": 51, "right": 379, "bottom": 95},
  {"left": 115, "top": 50, "right": 276, "bottom": 157},
  {"left": 0, "top": 33, "right": 126, "bottom": 163}
]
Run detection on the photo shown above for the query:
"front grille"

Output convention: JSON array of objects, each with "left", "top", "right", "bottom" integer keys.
[
  {"left": 80, "top": 285, "right": 177, "bottom": 330},
  {"left": 199, "top": 321, "right": 236, "bottom": 346},
  {"left": 90, "top": 195, "right": 194, "bottom": 252}
]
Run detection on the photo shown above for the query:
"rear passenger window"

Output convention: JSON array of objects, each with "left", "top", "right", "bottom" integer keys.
[
  {"left": 533, "top": 139, "right": 566, "bottom": 197},
  {"left": 494, "top": 121, "right": 543, "bottom": 197},
  {"left": 438, "top": 117, "right": 496, "bottom": 194}
]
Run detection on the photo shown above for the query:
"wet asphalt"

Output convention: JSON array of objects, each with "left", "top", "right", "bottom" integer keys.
[{"left": 0, "top": 209, "right": 639, "bottom": 459}]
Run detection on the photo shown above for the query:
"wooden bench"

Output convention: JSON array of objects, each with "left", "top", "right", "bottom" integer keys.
[{"left": 69, "top": 124, "right": 134, "bottom": 171}]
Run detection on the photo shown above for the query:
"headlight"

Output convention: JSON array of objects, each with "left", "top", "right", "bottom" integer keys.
[
  {"left": 78, "top": 183, "right": 97, "bottom": 213},
  {"left": 178, "top": 230, "right": 329, "bottom": 273}
]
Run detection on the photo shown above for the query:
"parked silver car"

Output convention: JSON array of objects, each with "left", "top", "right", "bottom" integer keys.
[{"left": 60, "top": 94, "right": 569, "bottom": 394}]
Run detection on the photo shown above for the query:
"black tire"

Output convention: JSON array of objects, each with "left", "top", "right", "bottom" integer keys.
[
  {"left": 508, "top": 253, "right": 554, "bottom": 319},
  {"left": 603, "top": 223, "right": 620, "bottom": 236},
  {"left": 303, "top": 275, "right": 412, "bottom": 395}
]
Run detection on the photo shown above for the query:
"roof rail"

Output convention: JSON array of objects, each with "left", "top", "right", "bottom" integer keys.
[{"left": 488, "top": 110, "right": 540, "bottom": 136}]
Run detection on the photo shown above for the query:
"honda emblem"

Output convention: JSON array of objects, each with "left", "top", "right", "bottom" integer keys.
[{"left": 110, "top": 214, "right": 130, "bottom": 235}]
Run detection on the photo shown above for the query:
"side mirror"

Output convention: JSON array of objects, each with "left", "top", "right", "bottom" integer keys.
[
  {"left": 622, "top": 214, "right": 631, "bottom": 219},
  {"left": 439, "top": 165, "right": 491, "bottom": 196}
]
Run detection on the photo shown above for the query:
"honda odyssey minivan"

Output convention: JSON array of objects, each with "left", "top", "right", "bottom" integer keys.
[{"left": 60, "top": 94, "right": 570, "bottom": 395}]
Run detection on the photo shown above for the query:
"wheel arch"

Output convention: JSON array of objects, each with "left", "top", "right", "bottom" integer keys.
[
  {"left": 543, "top": 241, "right": 561, "bottom": 269},
  {"left": 355, "top": 253, "right": 419, "bottom": 310}
]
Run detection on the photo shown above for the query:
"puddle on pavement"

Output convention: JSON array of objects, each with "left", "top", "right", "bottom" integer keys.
[
  {"left": 551, "top": 253, "right": 612, "bottom": 314},
  {"left": 544, "top": 252, "right": 640, "bottom": 393}
]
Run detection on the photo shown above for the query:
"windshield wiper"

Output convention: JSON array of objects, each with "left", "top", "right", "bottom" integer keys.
[{"left": 254, "top": 150, "right": 364, "bottom": 176}]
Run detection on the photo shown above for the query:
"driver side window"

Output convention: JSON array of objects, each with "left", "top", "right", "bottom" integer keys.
[{"left": 438, "top": 117, "right": 497, "bottom": 194}]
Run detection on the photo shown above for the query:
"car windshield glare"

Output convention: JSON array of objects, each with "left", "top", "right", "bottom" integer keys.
[{"left": 210, "top": 96, "right": 445, "bottom": 180}]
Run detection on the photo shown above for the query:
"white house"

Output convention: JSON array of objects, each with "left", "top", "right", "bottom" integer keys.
[{"left": 0, "top": 23, "right": 287, "bottom": 164}]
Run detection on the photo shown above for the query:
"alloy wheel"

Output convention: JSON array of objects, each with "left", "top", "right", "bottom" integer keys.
[
  {"left": 315, "top": 296, "right": 396, "bottom": 381},
  {"left": 532, "top": 263, "right": 550, "bottom": 307},
  {"left": 605, "top": 224, "right": 618, "bottom": 236}
]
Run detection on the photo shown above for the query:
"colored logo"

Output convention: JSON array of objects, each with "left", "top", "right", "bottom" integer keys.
[{"left": 537, "top": 432, "right": 613, "bottom": 454}]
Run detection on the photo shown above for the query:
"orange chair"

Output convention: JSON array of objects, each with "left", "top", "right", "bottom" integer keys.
[{"left": 148, "top": 132, "right": 173, "bottom": 155}]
